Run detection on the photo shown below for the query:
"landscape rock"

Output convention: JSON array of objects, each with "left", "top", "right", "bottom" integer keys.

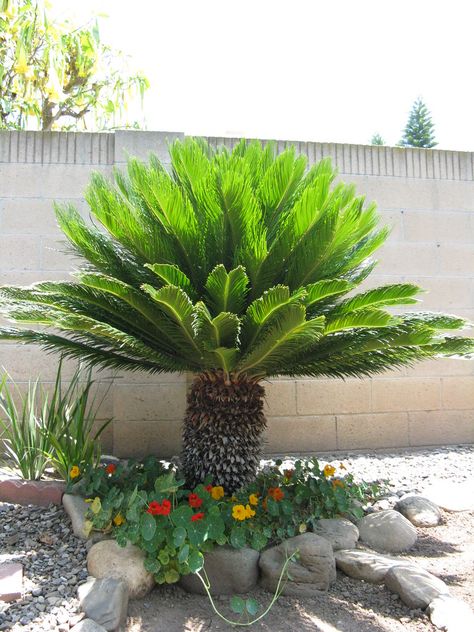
[
  {"left": 179, "top": 546, "right": 259, "bottom": 595},
  {"left": 335, "top": 549, "right": 414, "bottom": 583},
  {"left": 421, "top": 479, "right": 474, "bottom": 512},
  {"left": 70, "top": 619, "right": 108, "bottom": 632},
  {"left": 384, "top": 565, "right": 449, "bottom": 609},
  {"left": 77, "top": 577, "right": 128, "bottom": 632},
  {"left": 87, "top": 540, "right": 154, "bottom": 599},
  {"left": 358, "top": 510, "right": 417, "bottom": 553},
  {"left": 394, "top": 495, "right": 442, "bottom": 527},
  {"left": 311, "top": 518, "right": 359, "bottom": 550},
  {"left": 427, "top": 594, "right": 474, "bottom": 631},
  {"left": 259, "top": 533, "right": 336, "bottom": 597},
  {"left": 63, "top": 494, "right": 90, "bottom": 540}
]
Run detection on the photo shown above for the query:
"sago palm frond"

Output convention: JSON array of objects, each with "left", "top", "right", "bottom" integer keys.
[{"left": 0, "top": 138, "right": 472, "bottom": 380}]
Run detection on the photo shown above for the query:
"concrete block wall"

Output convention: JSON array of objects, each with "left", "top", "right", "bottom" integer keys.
[{"left": 0, "top": 131, "right": 473, "bottom": 457}]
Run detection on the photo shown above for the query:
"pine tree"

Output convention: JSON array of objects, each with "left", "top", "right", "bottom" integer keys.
[
  {"left": 400, "top": 99, "right": 437, "bottom": 148},
  {"left": 370, "top": 133, "right": 385, "bottom": 146}
]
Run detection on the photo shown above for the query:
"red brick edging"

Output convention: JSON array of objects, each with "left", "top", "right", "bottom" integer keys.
[{"left": 0, "top": 478, "right": 66, "bottom": 506}]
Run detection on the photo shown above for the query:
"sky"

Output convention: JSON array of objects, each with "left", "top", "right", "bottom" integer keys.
[{"left": 51, "top": 0, "right": 474, "bottom": 151}]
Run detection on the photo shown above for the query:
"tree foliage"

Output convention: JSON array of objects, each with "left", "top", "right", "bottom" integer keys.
[
  {"left": 399, "top": 98, "right": 437, "bottom": 148},
  {"left": 0, "top": 138, "right": 472, "bottom": 379},
  {"left": 0, "top": 0, "right": 148, "bottom": 130},
  {"left": 370, "top": 133, "right": 384, "bottom": 146}
]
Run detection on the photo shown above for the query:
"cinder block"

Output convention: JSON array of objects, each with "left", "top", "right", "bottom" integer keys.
[
  {"left": 0, "top": 164, "right": 111, "bottom": 197},
  {"left": 113, "top": 419, "right": 182, "bottom": 458},
  {"left": 442, "top": 377, "right": 474, "bottom": 410},
  {"left": 409, "top": 410, "right": 474, "bottom": 446},
  {"left": 0, "top": 269, "right": 71, "bottom": 285},
  {"left": 375, "top": 242, "right": 439, "bottom": 276},
  {"left": 405, "top": 357, "right": 474, "bottom": 378},
  {"left": 380, "top": 210, "right": 404, "bottom": 241},
  {"left": 264, "top": 415, "right": 337, "bottom": 453},
  {"left": 296, "top": 379, "right": 372, "bottom": 415},
  {"left": 438, "top": 244, "right": 474, "bottom": 276},
  {"left": 40, "top": 236, "right": 79, "bottom": 271},
  {"left": 0, "top": 235, "right": 41, "bottom": 270},
  {"left": 372, "top": 378, "right": 441, "bottom": 412},
  {"left": 0, "top": 563, "right": 23, "bottom": 602},
  {"left": 406, "top": 277, "right": 472, "bottom": 310},
  {"left": 113, "top": 382, "right": 187, "bottom": 421},
  {"left": 337, "top": 412, "right": 409, "bottom": 449},
  {"left": 263, "top": 380, "right": 297, "bottom": 416},
  {"left": 114, "top": 130, "right": 184, "bottom": 164},
  {"left": 404, "top": 210, "right": 473, "bottom": 243}
]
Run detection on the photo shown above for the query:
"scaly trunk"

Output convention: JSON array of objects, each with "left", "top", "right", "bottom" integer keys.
[{"left": 181, "top": 371, "right": 266, "bottom": 493}]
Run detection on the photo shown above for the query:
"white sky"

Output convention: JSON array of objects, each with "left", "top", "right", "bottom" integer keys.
[{"left": 52, "top": 0, "right": 474, "bottom": 150}]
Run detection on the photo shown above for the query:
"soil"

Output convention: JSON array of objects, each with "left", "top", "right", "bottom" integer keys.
[{"left": 126, "top": 510, "right": 474, "bottom": 632}]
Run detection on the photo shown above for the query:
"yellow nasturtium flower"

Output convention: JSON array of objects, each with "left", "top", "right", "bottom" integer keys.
[
  {"left": 244, "top": 504, "right": 256, "bottom": 519},
  {"left": 323, "top": 464, "right": 336, "bottom": 477},
  {"left": 232, "top": 504, "right": 247, "bottom": 521},
  {"left": 113, "top": 513, "right": 125, "bottom": 526},
  {"left": 249, "top": 493, "right": 259, "bottom": 506},
  {"left": 69, "top": 465, "right": 80, "bottom": 479},
  {"left": 210, "top": 486, "right": 224, "bottom": 501}
]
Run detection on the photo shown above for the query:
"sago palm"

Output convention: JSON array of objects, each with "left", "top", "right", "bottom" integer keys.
[{"left": 0, "top": 138, "right": 472, "bottom": 491}]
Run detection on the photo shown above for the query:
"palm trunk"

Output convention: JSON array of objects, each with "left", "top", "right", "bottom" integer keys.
[{"left": 181, "top": 370, "right": 266, "bottom": 493}]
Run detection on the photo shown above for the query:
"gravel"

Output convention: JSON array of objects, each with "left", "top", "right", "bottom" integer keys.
[{"left": 1, "top": 444, "right": 473, "bottom": 631}]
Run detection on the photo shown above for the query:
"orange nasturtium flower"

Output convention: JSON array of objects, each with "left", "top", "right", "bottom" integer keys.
[
  {"left": 113, "top": 513, "right": 125, "bottom": 526},
  {"left": 232, "top": 504, "right": 247, "bottom": 521},
  {"left": 268, "top": 487, "right": 284, "bottom": 501},
  {"left": 332, "top": 479, "right": 345, "bottom": 489},
  {"left": 323, "top": 464, "right": 336, "bottom": 477},
  {"left": 211, "top": 486, "right": 225, "bottom": 500},
  {"left": 249, "top": 493, "right": 259, "bottom": 506},
  {"left": 69, "top": 466, "right": 80, "bottom": 479}
]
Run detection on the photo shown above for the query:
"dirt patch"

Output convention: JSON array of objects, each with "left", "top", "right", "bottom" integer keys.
[{"left": 126, "top": 510, "right": 473, "bottom": 632}]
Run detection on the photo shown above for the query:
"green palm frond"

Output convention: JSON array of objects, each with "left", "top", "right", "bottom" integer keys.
[{"left": 0, "top": 138, "right": 471, "bottom": 379}]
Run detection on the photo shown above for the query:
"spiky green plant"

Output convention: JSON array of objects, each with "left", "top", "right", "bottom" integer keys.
[{"left": 0, "top": 139, "right": 472, "bottom": 490}]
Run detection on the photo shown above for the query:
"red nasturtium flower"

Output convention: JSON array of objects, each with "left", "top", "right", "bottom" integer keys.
[
  {"left": 146, "top": 501, "right": 162, "bottom": 515},
  {"left": 204, "top": 484, "right": 213, "bottom": 492},
  {"left": 188, "top": 493, "right": 203, "bottom": 508},
  {"left": 268, "top": 487, "right": 284, "bottom": 501},
  {"left": 160, "top": 499, "right": 171, "bottom": 515},
  {"left": 283, "top": 469, "right": 294, "bottom": 479},
  {"left": 105, "top": 463, "right": 117, "bottom": 475},
  {"left": 191, "top": 512, "right": 204, "bottom": 522}
]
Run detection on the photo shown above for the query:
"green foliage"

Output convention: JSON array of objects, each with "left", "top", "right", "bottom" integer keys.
[
  {"left": 370, "top": 133, "right": 385, "bottom": 145},
  {"left": 399, "top": 98, "right": 437, "bottom": 148},
  {"left": 81, "top": 456, "right": 383, "bottom": 583},
  {"left": 0, "top": 0, "right": 148, "bottom": 130},
  {"left": 0, "top": 360, "right": 111, "bottom": 480},
  {"left": 0, "top": 139, "right": 472, "bottom": 378}
]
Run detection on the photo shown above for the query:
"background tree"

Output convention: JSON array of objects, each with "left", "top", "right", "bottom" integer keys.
[
  {"left": 370, "top": 133, "right": 385, "bottom": 145},
  {"left": 0, "top": 140, "right": 472, "bottom": 491},
  {"left": 399, "top": 98, "right": 437, "bottom": 148},
  {"left": 0, "top": 0, "right": 148, "bottom": 130}
]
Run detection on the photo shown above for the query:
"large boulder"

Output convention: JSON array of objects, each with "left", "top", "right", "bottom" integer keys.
[
  {"left": 311, "top": 518, "right": 359, "bottom": 550},
  {"left": 87, "top": 540, "right": 155, "bottom": 599},
  {"left": 259, "top": 533, "right": 336, "bottom": 597},
  {"left": 421, "top": 479, "right": 474, "bottom": 512},
  {"left": 179, "top": 546, "right": 259, "bottom": 595},
  {"left": 384, "top": 565, "right": 449, "bottom": 609},
  {"left": 335, "top": 549, "right": 415, "bottom": 584},
  {"left": 427, "top": 594, "right": 474, "bottom": 631},
  {"left": 358, "top": 510, "right": 417, "bottom": 553},
  {"left": 63, "top": 494, "right": 90, "bottom": 540},
  {"left": 394, "top": 496, "right": 442, "bottom": 527},
  {"left": 77, "top": 578, "right": 128, "bottom": 632}
]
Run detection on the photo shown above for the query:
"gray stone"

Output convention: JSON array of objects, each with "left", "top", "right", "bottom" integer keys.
[
  {"left": 179, "top": 546, "right": 259, "bottom": 595},
  {"left": 358, "top": 510, "right": 417, "bottom": 553},
  {"left": 394, "top": 495, "right": 442, "bottom": 527},
  {"left": 384, "top": 565, "right": 449, "bottom": 609},
  {"left": 62, "top": 494, "right": 90, "bottom": 540},
  {"left": 335, "top": 549, "right": 415, "bottom": 583},
  {"left": 70, "top": 620, "right": 108, "bottom": 632},
  {"left": 87, "top": 540, "right": 154, "bottom": 599},
  {"left": 77, "top": 578, "right": 128, "bottom": 632},
  {"left": 312, "top": 518, "right": 359, "bottom": 550},
  {"left": 421, "top": 480, "right": 474, "bottom": 512},
  {"left": 259, "top": 533, "right": 336, "bottom": 597},
  {"left": 427, "top": 594, "right": 474, "bottom": 631}
]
